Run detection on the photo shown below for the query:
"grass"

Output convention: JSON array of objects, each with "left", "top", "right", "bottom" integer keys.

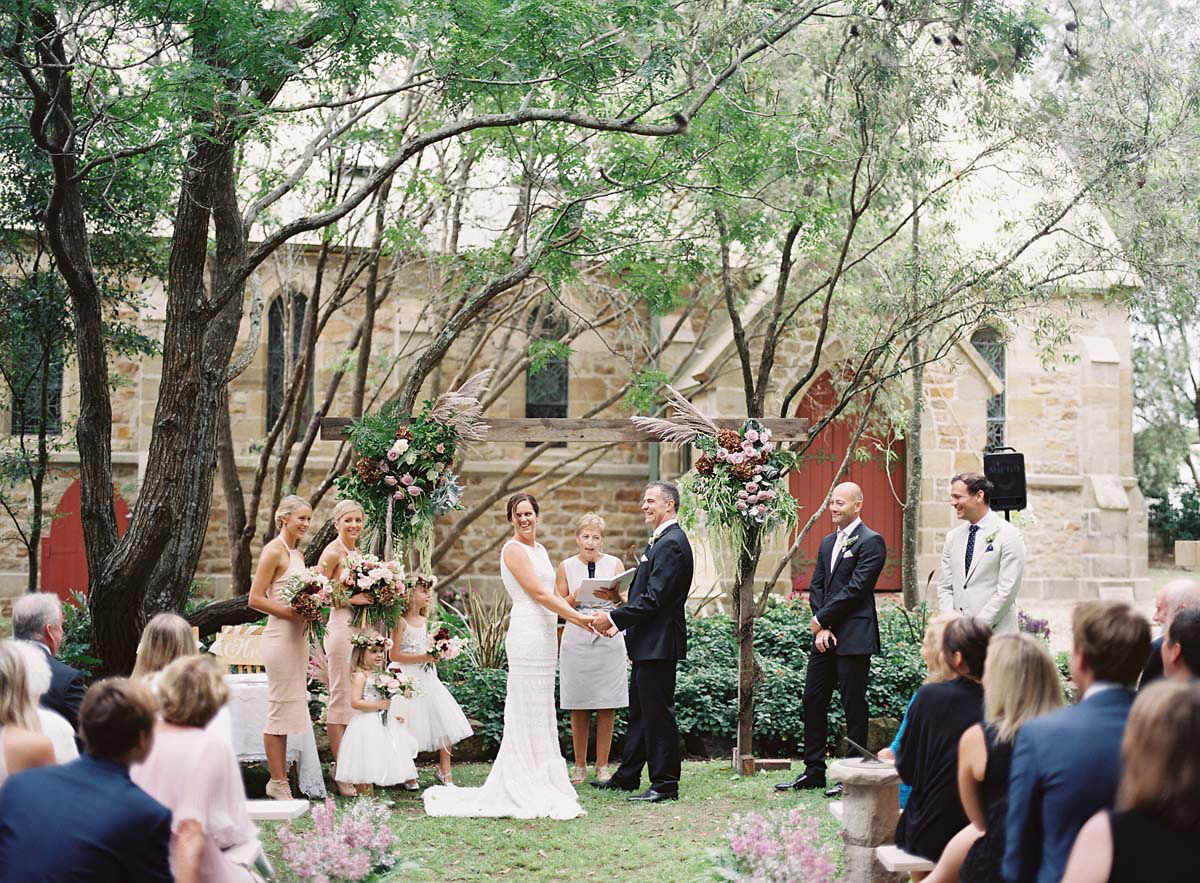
[{"left": 257, "top": 760, "right": 844, "bottom": 882}]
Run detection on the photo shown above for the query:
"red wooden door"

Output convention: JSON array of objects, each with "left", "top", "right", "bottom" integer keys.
[
  {"left": 789, "top": 375, "right": 905, "bottom": 592},
  {"left": 39, "top": 479, "right": 131, "bottom": 604}
]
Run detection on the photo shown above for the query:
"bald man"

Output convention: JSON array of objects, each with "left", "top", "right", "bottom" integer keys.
[
  {"left": 776, "top": 482, "right": 887, "bottom": 794},
  {"left": 1139, "top": 578, "right": 1200, "bottom": 689},
  {"left": 935, "top": 471, "right": 1026, "bottom": 632}
]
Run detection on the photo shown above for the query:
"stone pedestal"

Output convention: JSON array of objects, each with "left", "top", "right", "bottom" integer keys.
[{"left": 828, "top": 758, "right": 905, "bottom": 883}]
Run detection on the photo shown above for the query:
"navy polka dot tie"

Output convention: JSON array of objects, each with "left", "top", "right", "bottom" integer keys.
[{"left": 964, "top": 524, "right": 980, "bottom": 574}]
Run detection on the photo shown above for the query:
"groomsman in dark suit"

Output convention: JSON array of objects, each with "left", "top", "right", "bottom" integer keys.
[{"left": 776, "top": 481, "right": 886, "bottom": 795}]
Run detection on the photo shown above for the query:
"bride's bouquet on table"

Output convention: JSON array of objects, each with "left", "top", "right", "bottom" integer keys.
[
  {"left": 340, "top": 552, "right": 407, "bottom": 629},
  {"left": 280, "top": 568, "right": 335, "bottom": 641}
]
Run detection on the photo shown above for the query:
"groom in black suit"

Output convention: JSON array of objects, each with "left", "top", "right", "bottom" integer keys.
[
  {"left": 777, "top": 481, "right": 886, "bottom": 794},
  {"left": 591, "top": 481, "right": 692, "bottom": 802}
]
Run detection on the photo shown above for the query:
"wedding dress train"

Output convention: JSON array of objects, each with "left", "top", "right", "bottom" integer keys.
[{"left": 423, "top": 540, "right": 584, "bottom": 820}]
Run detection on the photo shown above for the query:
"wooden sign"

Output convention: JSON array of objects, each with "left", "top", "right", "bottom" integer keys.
[
  {"left": 320, "top": 416, "right": 809, "bottom": 444},
  {"left": 212, "top": 624, "right": 266, "bottom": 673}
]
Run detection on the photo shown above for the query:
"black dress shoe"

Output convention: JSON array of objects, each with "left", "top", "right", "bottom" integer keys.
[
  {"left": 627, "top": 788, "right": 678, "bottom": 802},
  {"left": 823, "top": 782, "right": 844, "bottom": 798},
  {"left": 590, "top": 778, "right": 638, "bottom": 792},
  {"left": 773, "top": 772, "right": 827, "bottom": 792}
]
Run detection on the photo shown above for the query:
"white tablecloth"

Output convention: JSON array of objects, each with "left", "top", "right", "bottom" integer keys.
[{"left": 226, "top": 673, "right": 327, "bottom": 798}]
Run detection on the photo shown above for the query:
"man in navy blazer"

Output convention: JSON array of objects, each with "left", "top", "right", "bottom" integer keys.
[
  {"left": 12, "top": 592, "right": 87, "bottom": 733},
  {"left": 0, "top": 678, "right": 172, "bottom": 882},
  {"left": 777, "top": 481, "right": 886, "bottom": 793},
  {"left": 1003, "top": 600, "right": 1150, "bottom": 883},
  {"left": 591, "top": 480, "right": 693, "bottom": 802}
]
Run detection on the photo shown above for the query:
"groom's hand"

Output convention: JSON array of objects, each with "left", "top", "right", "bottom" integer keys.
[{"left": 592, "top": 610, "right": 619, "bottom": 638}]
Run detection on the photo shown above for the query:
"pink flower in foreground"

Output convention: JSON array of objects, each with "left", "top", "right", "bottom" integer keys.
[
  {"left": 745, "top": 428, "right": 760, "bottom": 443},
  {"left": 407, "top": 485, "right": 422, "bottom": 496},
  {"left": 400, "top": 473, "right": 414, "bottom": 486},
  {"left": 384, "top": 475, "right": 397, "bottom": 486},
  {"left": 436, "top": 443, "right": 445, "bottom": 454}
]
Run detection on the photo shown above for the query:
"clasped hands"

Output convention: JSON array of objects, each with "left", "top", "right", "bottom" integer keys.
[
  {"left": 581, "top": 611, "right": 619, "bottom": 638},
  {"left": 810, "top": 616, "right": 837, "bottom": 652}
]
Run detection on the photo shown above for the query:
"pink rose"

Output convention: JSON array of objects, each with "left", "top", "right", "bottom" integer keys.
[
  {"left": 730, "top": 452, "right": 746, "bottom": 465},
  {"left": 745, "top": 429, "right": 760, "bottom": 443},
  {"left": 384, "top": 475, "right": 397, "bottom": 486},
  {"left": 741, "top": 440, "right": 755, "bottom": 454},
  {"left": 762, "top": 441, "right": 775, "bottom": 453},
  {"left": 716, "top": 448, "right": 729, "bottom": 461},
  {"left": 386, "top": 449, "right": 399, "bottom": 462},
  {"left": 736, "top": 500, "right": 749, "bottom": 511},
  {"left": 755, "top": 505, "right": 767, "bottom": 517},
  {"left": 748, "top": 493, "right": 760, "bottom": 504},
  {"left": 400, "top": 473, "right": 414, "bottom": 486},
  {"left": 393, "top": 490, "right": 405, "bottom": 501},
  {"left": 760, "top": 429, "right": 772, "bottom": 442},
  {"left": 737, "top": 490, "right": 749, "bottom": 500},
  {"left": 407, "top": 485, "right": 422, "bottom": 496},
  {"left": 746, "top": 482, "right": 759, "bottom": 494},
  {"left": 436, "top": 443, "right": 445, "bottom": 454},
  {"left": 764, "top": 489, "right": 776, "bottom": 501}
]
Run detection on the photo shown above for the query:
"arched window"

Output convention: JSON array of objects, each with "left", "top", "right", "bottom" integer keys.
[
  {"left": 9, "top": 348, "right": 63, "bottom": 436},
  {"left": 525, "top": 306, "right": 569, "bottom": 446},
  {"left": 971, "top": 327, "right": 1006, "bottom": 451},
  {"left": 266, "top": 291, "right": 312, "bottom": 431}
]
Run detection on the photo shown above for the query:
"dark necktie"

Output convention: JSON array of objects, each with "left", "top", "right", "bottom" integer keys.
[
  {"left": 586, "top": 561, "right": 596, "bottom": 579},
  {"left": 964, "top": 524, "right": 980, "bottom": 574}
]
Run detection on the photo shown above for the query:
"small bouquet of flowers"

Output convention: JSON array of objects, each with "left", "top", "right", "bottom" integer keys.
[
  {"left": 279, "top": 567, "right": 334, "bottom": 641},
  {"left": 340, "top": 551, "right": 406, "bottom": 629},
  {"left": 424, "top": 626, "right": 467, "bottom": 670},
  {"left": 373, "top": 669, "right": 420, "bottom": 701}
]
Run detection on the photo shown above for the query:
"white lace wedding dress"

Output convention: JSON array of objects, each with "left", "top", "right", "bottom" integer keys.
[{"left": 423, "top": 539, "right": 584, "bottom": 820}]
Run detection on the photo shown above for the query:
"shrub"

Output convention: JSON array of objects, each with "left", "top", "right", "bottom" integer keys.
[
  {"left": 277, "top": 798, "right": 405, "bottom": 881},
  {"left": 714, "top": 808, "right": 838, "bottom": 883},
  {"left": 1149, "top": 487, "right": 1200, "bottom": 544},
  {"left": 60, "top": 591, "right": 101, "bottom": 676}
]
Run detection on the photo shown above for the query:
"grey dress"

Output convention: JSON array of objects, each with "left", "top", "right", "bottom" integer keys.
[{"left": 558, "top": 554, "right": 629, "bottom": 710}]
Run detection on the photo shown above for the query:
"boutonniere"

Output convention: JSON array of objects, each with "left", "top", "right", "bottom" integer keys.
[
  {"left": 647, "top": 532, "right": 660, "bottom": 549},
  {"left": 984, "top": 531, "right": 998, "bottom": 549},
  {"left": 844, "top": 535, "right": 860, "bottom": 548}
]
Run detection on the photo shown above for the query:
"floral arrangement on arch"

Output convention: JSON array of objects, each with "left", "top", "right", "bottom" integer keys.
[
  {"left": 334, "top": 371, "right": 491, "bottom": 568},
  {"left": 631, "top": 387, "right": 799, "bottom": 562}
]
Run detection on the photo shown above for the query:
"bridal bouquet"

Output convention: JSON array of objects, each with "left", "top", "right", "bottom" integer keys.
[
  {"left": 280, "top": 567, "right": 335, "bottom": 641},
  {"left": 424, "top": 626, "right": 466, "bottom": 670},
  {"left": 340, "top": 552, "right": 406, "bottom": 629}
]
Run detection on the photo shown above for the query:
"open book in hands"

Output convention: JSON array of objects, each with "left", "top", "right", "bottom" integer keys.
[{"left": 577, "top": 567, "right": 637, "bottom": 606}]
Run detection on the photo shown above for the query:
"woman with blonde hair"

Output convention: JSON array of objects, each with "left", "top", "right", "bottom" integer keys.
[
  {"left": 1062, "top": 680, "right": 1199, "bottom": 883},
  {"left": 554, "top": 511, "right": 629, "bottom": 784},
  {"left": 132, "top": 655, "right": 258, "bottom": 882},
  {"left": 132, "top": 612, "right": 197, "bottom": 681},
  {"left": 0, "top": 640, "right": 56, "bottom": 785},
  {"left": 248, "top": 493, "right": 313, "bottom": 800},
  {"left": 879, "top": 613, "right": 957, "bottom": 806},
  {"left": 316, "top": 498, "right": 373, "bottom": 796},
  {"left": 925, "top": 632, "right": 1065, "bottom": 883},
  {"left": 11, "top": 640, "right": 78, "bottom": 763}
]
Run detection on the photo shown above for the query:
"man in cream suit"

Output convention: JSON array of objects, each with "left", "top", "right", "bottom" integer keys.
[{"left": 936, "top": 471, "right": 1025, "bottom": 632}]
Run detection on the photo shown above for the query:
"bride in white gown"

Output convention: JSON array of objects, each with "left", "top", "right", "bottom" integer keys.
[{"left": 424, "top": 493, "right": 596, "bottom": 820}]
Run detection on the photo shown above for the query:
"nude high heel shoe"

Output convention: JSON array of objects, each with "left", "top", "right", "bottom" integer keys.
[{"left": 265, "top": 778, "right": 293, "bottom": 801}]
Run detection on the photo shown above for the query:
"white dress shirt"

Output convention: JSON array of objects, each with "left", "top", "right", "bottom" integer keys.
[{"left": 830, "top": 517, "right": 862, "bottom": 569}]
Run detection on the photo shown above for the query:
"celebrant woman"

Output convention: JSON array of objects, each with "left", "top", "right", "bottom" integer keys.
[
  {"left": 556, "top": 512, "right": 628, "bottom": 784},
  {"left": 248, "top": 494, "right": 312, "bottom": 801},
  {"left": 316, "top": 499, "right": 373, "bottom": 797}
]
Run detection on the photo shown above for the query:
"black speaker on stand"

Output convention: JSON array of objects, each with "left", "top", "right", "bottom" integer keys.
[{"left": 984, "top": 447, "right": 1026, "bottom": 520}]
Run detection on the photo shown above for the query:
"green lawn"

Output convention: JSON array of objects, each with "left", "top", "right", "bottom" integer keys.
[{"left": 257, "top": 760, "right": 844, "bottom": 882}]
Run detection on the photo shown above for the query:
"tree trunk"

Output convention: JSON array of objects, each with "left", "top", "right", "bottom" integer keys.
[
  {"left": 903, "top": 340, "right": 924, "bottom": 608},
  {"left": 734, "top": 523, "right": 764, "bottom": 774},
  {"left": 216, "top": 388, "right": 252, "bottom": 596}
]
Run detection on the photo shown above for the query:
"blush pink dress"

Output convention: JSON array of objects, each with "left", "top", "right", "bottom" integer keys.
[
  {"left": 131, "top": 723, "right": 257, "bottom": 882},
  {"left": 261, "top": 543, "right": 311, "bottom": 735},
  {"left": 322, "top": 539, "right": 362, "bottom": 727}
]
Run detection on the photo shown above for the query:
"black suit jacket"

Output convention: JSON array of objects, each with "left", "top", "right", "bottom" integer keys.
[
  {"left": 30, "top": 641, "right": 86, "bottom": 733},
  {"left": 609, "top": 522, "right": 693, "bottom": 661},
  {"left": 808, "top": 523, "right": 886, "bottom": 656},
  {"left": 1139, "top": 636, "right": 1164, "bottom": 690}
]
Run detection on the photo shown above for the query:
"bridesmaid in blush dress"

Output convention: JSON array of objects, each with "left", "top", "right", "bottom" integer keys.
[
  {"left": 248, "top": 493, "right": 312, "bottom": 800},
  {"left": 316, "top": 499, "right": 373, "bottom": 797}
]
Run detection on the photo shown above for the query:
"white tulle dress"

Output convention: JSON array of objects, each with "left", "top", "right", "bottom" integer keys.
[
  {"left": 390, "top": 621, "right": 474, "bottom": 752},
  {"left": 423, "top": 539, "right": 584, "bottom": 820},
  {"left": 336, "top": 676, "right": 418, "bottom": 786}
]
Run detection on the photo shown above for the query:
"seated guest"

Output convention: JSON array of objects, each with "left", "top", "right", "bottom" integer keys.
[
  {"left": 923, "top": 633, "right": 1064, "bottom": 883},
  {"left": 1161, "top": 606, "right": 1200, "bottom": 681},
  {"left": 1003, "top": 600, "right": 1150, "bottom": 883},
  {"left": 1138, "top": 578, "right": 1199, "bottom": 688},
  {"left": 0, "top": 678, "right": 172, "bottom": 881},
  {"left": 878, "top": 613, "right": 956, "bottom": 808},
  {"left": 895, "top": 616, "right": 992, "bottom": 873},
  {"left": 1062, "top": 681, "right": 1200, "bottom": 883},
  {"left": 12, "top": 593, "right": 86, "bottom": 732},
  {"left": 132, "top": 655, "right": 258, "bottom": 883},
  {"left": 133, "top": 612, "right": 234, "bottom": 747},
  {"left": 0, "top": 641, "right": 56, "bottom": 785},
  {"left": 11, "top": 640, "right": 78, "bottom": 763}
]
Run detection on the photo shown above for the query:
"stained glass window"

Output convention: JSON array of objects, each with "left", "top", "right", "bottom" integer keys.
[{"left": 971, "top": 327, "right": 1006, "bottom": 451}]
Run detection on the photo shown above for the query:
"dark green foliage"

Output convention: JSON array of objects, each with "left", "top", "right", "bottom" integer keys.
[
  {"left": 60, "top": 592, "right": 102, "bottom": 677},
  {"left": 1149, "top": 488, "right": 1200, "bottom": 543}
]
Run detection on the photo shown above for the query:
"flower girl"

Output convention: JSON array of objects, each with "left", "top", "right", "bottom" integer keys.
[
  {"left": 336, "top": 633, "right": 418, "bottom": 795},
  {"left": 389, "top": 576, "right": 473, "bottom": 785}
]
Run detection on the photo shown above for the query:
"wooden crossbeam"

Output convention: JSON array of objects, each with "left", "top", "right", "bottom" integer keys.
[{"left": 320, "top": 416, "right": 809, "bottom": 444}]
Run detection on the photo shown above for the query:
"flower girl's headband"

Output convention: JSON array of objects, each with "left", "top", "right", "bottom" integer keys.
[
  {"left": 403, "top": 573, "right": 437, "bottom": 590},
  {"left": 350, "top": 633, "right": 393, "bottom": 650}
]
